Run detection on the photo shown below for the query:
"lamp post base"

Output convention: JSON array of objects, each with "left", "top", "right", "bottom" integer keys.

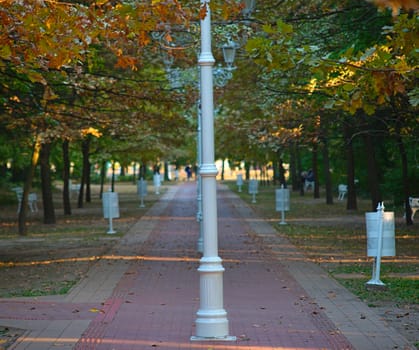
[
  {"left": 191, "top": 335, "right": 236, "bottom": 342},
  {"left": 191, "top": 313, "right": 236, "bottom": 341},
  {"left": 366, "top": 279, "right": 386, "bottom": 286}
]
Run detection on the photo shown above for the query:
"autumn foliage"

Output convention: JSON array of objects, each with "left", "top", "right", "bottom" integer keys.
[{"left": 367, "top": 0, "right": 419, "bottom": 16}]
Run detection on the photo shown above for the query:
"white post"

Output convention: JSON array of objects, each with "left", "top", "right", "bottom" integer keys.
[{"left": 191, "top": 0, "right": 234, "bottom": 341}]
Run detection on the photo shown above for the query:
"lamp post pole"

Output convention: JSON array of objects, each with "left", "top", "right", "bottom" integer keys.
[
  {"left": 191, "top": 0, "right": 234, "bottom": 341},
  {"left": 196, "top": 96, "right": 203, "bottom": 253}
]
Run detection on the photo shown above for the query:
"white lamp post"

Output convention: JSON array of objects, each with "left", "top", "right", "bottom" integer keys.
[
  {"left": 196, "top": 99, "right": 204, "bottom": 253},
  {"left": 191, "top": 0, "right": 235, "bottom": 341},
  {"left": 196, "top": 43, "right": 237, "bottom": 255}
]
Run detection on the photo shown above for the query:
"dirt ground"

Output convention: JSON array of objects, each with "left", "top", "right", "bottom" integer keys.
[{"left": 0, "top": 183, "right": 417, "bottom": 348}]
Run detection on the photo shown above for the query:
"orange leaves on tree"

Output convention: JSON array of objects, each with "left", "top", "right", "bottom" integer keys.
[
  {"left": 367, "top": 0, "right": 419, "bottom": 16},
  {"left": 138, "top": 31, "right": 151, "bottom": 47},
  {"left": 372, "top": 70, "right": 406, "bottom": 100},
  {"left": 115, "top": 55, "right": 138, "bottom": 70},
  {"left": 81, "top": 127, "right": 102, "bottom": 138},
  {"left": 199, "top": 3, "right": 208, "bottom": 20}
]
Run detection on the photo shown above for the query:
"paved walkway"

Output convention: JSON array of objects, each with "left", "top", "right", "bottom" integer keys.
[{"left": 0, "top": 182, "right": 415, "bottom": 350}]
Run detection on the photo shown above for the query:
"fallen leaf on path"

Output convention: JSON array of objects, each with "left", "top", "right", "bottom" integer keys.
[{"left": 89, "top": 308, "right": 105, "bottom": 313}]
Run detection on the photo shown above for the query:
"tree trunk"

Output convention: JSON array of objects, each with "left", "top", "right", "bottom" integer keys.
[
  {"left": 289, "top": 142, "right": 298, "bottom": 191},
  {"left": 18, "top": 137, "right": 41, "bottom": 235},
  {"left": 343, "top": 121, "right": 357, "bottom": 210},
  {"left": 100, "top": 160, "right": 106, "bottom": 199},
  {"left": 111, "top": 161, "right": 116, "bottom": 192},
  {"left": 312, "top": 141, "right": 320, "bottom": 199},
  {"left": 221, "top": 158, "right": 225, "bottom": 180},
  {"left": 132, "top": 163, "right": 137, "bottom": 184},
  {"left": 244, "top": 161, "right": 250, "bottom": 181},
  {"left": 395, "top": 132, "right": 413, "bottom": 225},
  {"left": 363, "top": 132, "right": 382, "bottom": 211},
  {"left": 295, "top": 144, "right": 304, "bottom": 195},
  {"left": 78, "top": 138, "right": 88, "bottom": 208},
  {"left": 164, "top": 161, "right": 169, "bottom": 181},
  {"left": 278, "top": 157, "right": 286, "bottom": 188},
  {"left": 321, "top": 137, "right": 333, "bottom": 205},
  {"left": 62, "top": 140, "right": 71, "bottom": 215},
  {"left": 84, "top": 140, "right": 91, "bottom": 203},
  {"left": 40, "top": 142, "right": 56, "bottom": 224}
]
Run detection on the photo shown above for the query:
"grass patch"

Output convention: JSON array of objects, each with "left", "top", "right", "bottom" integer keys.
[
  {"left": 2, "top": 280, "right": 78, "bottom": 298},
  {"left": 225, "top": 180, "right": 418, "bottom": 307},
  {"left": 337, "top": 278, "right": 419, "bottom": 305}
]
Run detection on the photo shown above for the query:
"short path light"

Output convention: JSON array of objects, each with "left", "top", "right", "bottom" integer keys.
[
  {"left": 365, "top": 202, "right": 395, "bottom": 288},
  {"left": 137, "top": 178, "right": 147, "bottom": 208},
  {"left": 276, "top": 185, "right": 290, "bottom": 225},
  {"left": 236, "top": 174, "right": 243, "bottom": 192},
  {"left": 102, "top": 190, "right": 119, "bottom": 234},
  {"left": 248, "top": 179, "right": 258, "bottom": 203}
]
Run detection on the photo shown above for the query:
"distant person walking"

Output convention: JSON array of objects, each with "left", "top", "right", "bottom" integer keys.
[
  {"left": 305, "top": 169, "right": 315, "bottom": 191},
  {"left": 185, "top": 165, "right": 192, "bottom": 181}
]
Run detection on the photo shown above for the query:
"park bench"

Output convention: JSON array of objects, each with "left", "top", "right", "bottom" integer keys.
[
  {"left": 338, "top": 184, "right": 348, "bottom": 200},
  {"left": 12, "top": 187, "right": 38, "bottom": 213},
  {"left": 409, "top": 197, "right": 419, "bottom": 221}
]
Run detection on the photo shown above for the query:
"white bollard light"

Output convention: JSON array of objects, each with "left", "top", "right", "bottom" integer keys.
[
  {"left": 102, "top": 191, "right": 119, "bottom": 234},
  {"left": 248, "top": 179, "right": 258, "bottom": 203},
  {"left": 153, "top": 173, "right": 161, "bottom": 194},
  {"left": 137, "top": 178, "right": 147, "bottom": 208},
  {"left": 275, "top": 185, "right": 290, "bottom": 225},
  {"left": 236, "top": 174, "right": 243, "bottom": 192},
  {"left": 365, "top": 202, "right": 395, "bottom": 287}
]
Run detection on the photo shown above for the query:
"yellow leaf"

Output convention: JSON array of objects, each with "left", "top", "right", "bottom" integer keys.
[
  {"left": 45, "top": 18, "right": 53, "bottom": 30},
  {"left": 43, "top": 86, "right": 58, "bottom": 101},
  {"left": 0, "top": 45, "right": 12, "bottom": 60},
  {"left": 89, "top": 308, "right": 105, "bottom": 313},
  {"left": 27, "top": 71, "right": 47, "bottom": 85}
]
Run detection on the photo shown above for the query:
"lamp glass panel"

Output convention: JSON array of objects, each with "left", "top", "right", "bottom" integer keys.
[{"left": 222, "top": 46, "right": 236, "bottom": 65}]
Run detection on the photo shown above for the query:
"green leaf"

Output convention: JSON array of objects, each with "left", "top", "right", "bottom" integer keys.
[
  {"left": 0, "top": 45, "right": 12, "bottom": 60},
  {"left": 277, "top": 19, "right": 293, "bottom": 35},
  {"left": 342, "top": 83, "right": 355, "bottom": 91},
  {"left": 262, "top": 24, "right": 276, "bottom": 34}
]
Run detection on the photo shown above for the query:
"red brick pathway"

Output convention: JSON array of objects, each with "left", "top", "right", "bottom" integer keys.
[
  {"left": 74, "top": 183, "right": 353, "bottom": 349},
  {"left": 1, "top": 182, "right": 414, "bottom": 350}
]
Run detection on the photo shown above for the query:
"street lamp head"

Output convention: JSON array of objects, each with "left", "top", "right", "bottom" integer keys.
[
  {"left": 242, "top": 0, "right": 256, "bottom": 18},
  {"left": 222, "top": 41, "right": 237, "bottom": 70}
]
